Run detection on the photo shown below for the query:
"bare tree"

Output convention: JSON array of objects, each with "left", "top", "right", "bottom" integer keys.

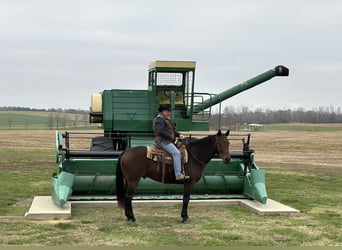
[{"left": 48, "top": 112, "right": 54, "bottom": 130}]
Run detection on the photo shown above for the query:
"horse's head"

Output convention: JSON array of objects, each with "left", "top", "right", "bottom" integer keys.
[{"left": 216, "top": 130, "right": 231, "bottom": 163}]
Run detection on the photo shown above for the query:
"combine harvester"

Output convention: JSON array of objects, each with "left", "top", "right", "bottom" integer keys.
[{"left": 53, "top": 61, "right": 289, "bottom": 207}]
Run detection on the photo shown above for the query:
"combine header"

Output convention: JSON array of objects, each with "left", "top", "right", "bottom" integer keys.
[{"left": 53, "top": 61, "right": 289, "bottom": 207}]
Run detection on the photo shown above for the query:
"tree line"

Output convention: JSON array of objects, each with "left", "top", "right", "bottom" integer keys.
[
  {"left": 0, "top": 106, "right": 88, "bottom": 114},
  {"left": 209, "top": 105, "right": 342, "bottom": 130}
]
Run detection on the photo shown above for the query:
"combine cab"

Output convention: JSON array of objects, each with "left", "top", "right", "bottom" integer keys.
[{"left": 53, "top": 60, "right": 289, "bottom": 207}]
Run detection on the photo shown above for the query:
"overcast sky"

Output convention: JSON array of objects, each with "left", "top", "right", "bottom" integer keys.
[{"left": 0, "top": 0, "right": 341, "bottom": 111}]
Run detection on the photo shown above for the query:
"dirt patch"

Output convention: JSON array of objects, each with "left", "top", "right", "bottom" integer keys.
[
  {"left": 248, "top": 131, "right": 342, "bottom": 173},
  {"left": 0, "top": 130, "right": 56, "bottom": 149},
  {"left": 1, "top": 130, "right": 341, "bottom": 173}
]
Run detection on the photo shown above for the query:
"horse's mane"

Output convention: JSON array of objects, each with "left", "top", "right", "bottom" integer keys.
[{"left": 185, "top": 134, "right": 216, "bottom": 148}]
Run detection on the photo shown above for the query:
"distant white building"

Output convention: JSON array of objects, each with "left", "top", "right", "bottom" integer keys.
[{"left": 246, "top": 123, "right": 264, "bottom": 131}]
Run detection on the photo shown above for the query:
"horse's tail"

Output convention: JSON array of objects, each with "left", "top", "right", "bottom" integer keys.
[{"left": 115, "top": 152, "right": 125, "bottom": 208}]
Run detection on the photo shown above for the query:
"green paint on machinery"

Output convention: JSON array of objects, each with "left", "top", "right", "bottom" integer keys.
[{"left": 52, "top": 60, "right": 289, "bottom": 207}]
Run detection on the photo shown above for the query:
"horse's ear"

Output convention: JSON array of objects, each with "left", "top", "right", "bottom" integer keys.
[
  {"left": 225, "top": 130, "right": 230, "bottom": 136},
  {"left": 217, "top": 130, "right": 222, "bottom": 136}
]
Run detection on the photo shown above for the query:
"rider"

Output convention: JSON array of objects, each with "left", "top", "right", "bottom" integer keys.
[{"left": 154, "top": 104, "right": 190, "bottom": 181}]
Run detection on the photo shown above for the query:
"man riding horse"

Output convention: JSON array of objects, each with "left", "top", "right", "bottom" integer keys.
[{"left": 153, "top": 104, "right": 190, "bottom": 181}]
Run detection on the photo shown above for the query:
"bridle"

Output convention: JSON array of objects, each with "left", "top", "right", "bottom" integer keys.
[{"left": 216, "top": 134, "right": 229, "bottom": 160}]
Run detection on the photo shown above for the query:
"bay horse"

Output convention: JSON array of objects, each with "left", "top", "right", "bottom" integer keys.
[{"left": 116, "top": 130, "right": 230, "bottom": 223}]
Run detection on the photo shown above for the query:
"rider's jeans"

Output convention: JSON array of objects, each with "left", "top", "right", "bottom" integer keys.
[{"left": 158, "top": 141, "right": 182, "bottom": 176}]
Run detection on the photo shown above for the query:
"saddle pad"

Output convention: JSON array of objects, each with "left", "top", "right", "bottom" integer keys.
[{"left": 146, "top": 146, "right": 188, "bottom": 163}]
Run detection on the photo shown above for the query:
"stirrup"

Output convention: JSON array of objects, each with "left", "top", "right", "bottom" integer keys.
[{"left": 176, "top": 174, "right": 190, "bottom": 180}]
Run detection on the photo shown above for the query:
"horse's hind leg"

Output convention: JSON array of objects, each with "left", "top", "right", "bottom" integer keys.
[
  {"left": 124, "top": 181, "right": 138, "bottom": 222},
  {"left": 124, "top": 194, "right": 135, "bottom": 222}
]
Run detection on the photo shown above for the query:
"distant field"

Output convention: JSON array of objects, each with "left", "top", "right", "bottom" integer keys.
[{"left": 0, "top": 111, "right": 94, "bottom": 130}]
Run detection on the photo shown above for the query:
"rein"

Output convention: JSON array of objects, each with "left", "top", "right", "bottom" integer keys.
[{"left": 186, "top": 146, "right": 206, "bottom": 166}]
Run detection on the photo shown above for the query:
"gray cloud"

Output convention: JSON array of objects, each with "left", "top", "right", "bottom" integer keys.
[{"left": 0, "top": 0, "right": 341, "bottom": 110}]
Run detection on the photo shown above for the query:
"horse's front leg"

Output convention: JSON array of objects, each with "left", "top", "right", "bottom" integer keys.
[
  {"left": 181, "top": 182, "right": 195, "bottom": 223},
  {"left": 181, "top": 194, "right": 190, "bottom": 223}
]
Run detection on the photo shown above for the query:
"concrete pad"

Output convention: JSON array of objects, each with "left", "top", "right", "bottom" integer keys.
[
  {"left": 240, "top": 198, "right": 300, "bottom": 215},
  {"left": 25, "top": 196, "right": 71, "bottom": 220},
  {"left": 25, "top": 196, "right": 299, "bottom": 220}
]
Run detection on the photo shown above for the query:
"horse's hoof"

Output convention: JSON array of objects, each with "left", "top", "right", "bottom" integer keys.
[
  {"left": 182, "top": 218, "right": 189, "bottom": 224},
  {"left": 127, "top": 218, "right": 136, "bottom": 222}
]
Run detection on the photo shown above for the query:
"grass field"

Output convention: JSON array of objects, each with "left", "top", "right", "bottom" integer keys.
[
  {"left": 264, "top": 123, "right": 342, "bottom": 132},
  {"left": 0, "top": 111, "right": 93, "bottom": 130},
  {"left": 0, "top": 125, "right": 341, "bottom": 246}
]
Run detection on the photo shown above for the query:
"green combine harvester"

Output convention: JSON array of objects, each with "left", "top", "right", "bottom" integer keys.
[{"left": 53, "top": 60, "right": 289, "bottom": 207}]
